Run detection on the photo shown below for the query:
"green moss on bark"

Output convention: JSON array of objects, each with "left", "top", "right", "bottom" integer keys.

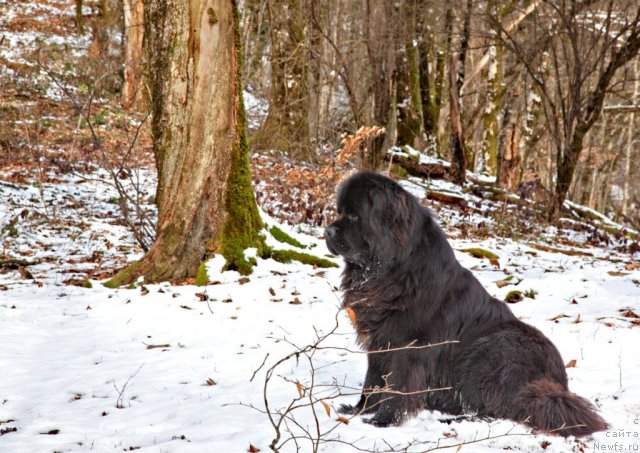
[
  {"left": 269, "top": 225, "right": 306, "bottom": 249},
  {"left": 267, "top": 248, "right": 337, "bottom": 268},
  {"left": 215, "top": 1, "right": 265, "bottom": 276},
  {"left": 459, "top": 247, "right": 499, "bottom": 260},
  {"left": 194, "top": 261, "right": 209, "bottom": 286},
  {"left": 103, "top": 260, "right": 142, "bottom": 288}
]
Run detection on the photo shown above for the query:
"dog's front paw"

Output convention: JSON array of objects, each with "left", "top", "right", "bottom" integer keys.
[
  {"left": 363, "top": 411, "right": 398, "bottom": 427},
  {"left": 363, "top": 415, "right": 392, "bottom": 427},
  {"left": 338, "top": 403, "right": 361, "bottom": 415}
]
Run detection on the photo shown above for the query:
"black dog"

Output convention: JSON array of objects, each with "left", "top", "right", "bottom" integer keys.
[{"left": 325, "top": 172, "right": 607, "bottom": 437}]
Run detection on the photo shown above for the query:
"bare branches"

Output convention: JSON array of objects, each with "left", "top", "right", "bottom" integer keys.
[
  {"left": 243, "top": 308, "right": 558, "bottom": 453},
  {"left": 112, "top": 364, "right": 144, "bottom": 409},
  {"left": 37, "top": 60, "right": 155, "bottom": 250},
  {"left": 497, "top": 0, "right": 640, "bottom": 218}
]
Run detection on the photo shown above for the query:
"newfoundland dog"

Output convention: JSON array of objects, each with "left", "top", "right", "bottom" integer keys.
[{"left": 325, "top": 172, "right": 606, "bottom": 437}]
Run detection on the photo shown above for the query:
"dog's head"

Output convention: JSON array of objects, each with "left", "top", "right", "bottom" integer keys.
[{"left": 325, "top": 172, "right": 416, "bottom": 265}]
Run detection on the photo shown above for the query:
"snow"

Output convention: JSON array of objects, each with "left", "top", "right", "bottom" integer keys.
[
  {"left": 1, "top": 169, "right": 640, "bottom": 452},
  {"left": 0, "top": 25, "right": 91, "bottom": 64},
  {"left": 243, "top": 89, "right": 268, "bottom": 132},
  {"left": 389, "top": 145, "right": 452, "bottom": 168},
  {"left": 487, "top": 45, "right": 497, "bottom": 81}
]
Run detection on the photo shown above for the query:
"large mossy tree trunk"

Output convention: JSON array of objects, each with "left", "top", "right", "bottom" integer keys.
[
  {"left": 252, "top": 0, "right": 312, "bottom": 158},
  {"left": 107, "top": 0, "right": 263, "bottom": 287}
]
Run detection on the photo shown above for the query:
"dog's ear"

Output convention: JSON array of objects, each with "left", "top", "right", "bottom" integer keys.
[{"left": 367, "top": 181, "right": 413, "bottom": 250}]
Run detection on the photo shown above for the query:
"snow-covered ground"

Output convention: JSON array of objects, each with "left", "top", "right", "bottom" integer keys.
[{"left": 1, "top": 170, "right": 639, "bottom": 453}]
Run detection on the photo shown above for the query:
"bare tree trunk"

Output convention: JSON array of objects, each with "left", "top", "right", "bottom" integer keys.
[
  {"left": 396, "top": 0, "right": 424, "bottom": 150},
  {"left": 448, "top": 53, "right": 466, "bottom": 184},
  {"left": 447, "top": 0, "right": 472, "bottom": 184},
  {"left": 622, "top": 60, "right": 639, "bottom": 217},
  {"left": 587, "top": 167, "right": 598, "bottom": 209},
  {"left": 253, "top": 0, "right": 312, "bottom": 158},
  {"left": 76, "top": 0, "right": 84, "bottom": 34},
  {"left": 88, "top": 0, "right": 109, "bottom": 58},
  {"left": 307, "top": 0, "right": 338, "bottom": 144},
  {"left": 107, "top": 0, "right": 263, "bottom": 286},
  {"left": 496, "top": 97, "right": 521, "bottom": 191},
  {"left": 598, "top": 154, "right": 621, "bottom": 213},
  {"left": 122, "top": 0, "right": 146, "bottom": 110},
  {"left": 416, "top": 2, "right": 440, "bottom": 154},
  {"left": 479, "top": 0, "right": 507, "bottom": 175},
  {"left": 364, "top": 0, "right": 398, "bottom": 169},
  {"left": 587, "top": 119, "right": 608, "bottom": 208}
]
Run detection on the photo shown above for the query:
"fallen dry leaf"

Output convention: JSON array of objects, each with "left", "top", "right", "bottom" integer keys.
[
  {"left": 549, "top": 314, "right": 570, "bottom": 321},
  {"left": 621, "top": 309, "right": 640, "bottom": 319},
  {"left": 18, "top": 266, "right": 34, "bottom": 280},
  {"left": 146, "top": 343, "right": 170, "bottom": 350},
  {"left": 320, "top": 400, "right": 331, "bottom": 417}
]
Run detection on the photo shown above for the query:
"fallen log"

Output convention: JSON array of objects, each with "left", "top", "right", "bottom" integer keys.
[
  {"left": 0, "top": 258, "right": 37, "bottom": 269},
  {"left": 463, "top": 184, "right": 521, "bottom": 203},
  {"left": 526, "top": 243, "right": 593, "bottom": 257},
  {"left": 385, "top": 153, "right": 449, "bottom": 179},
  {"left": 426, "top": 190, "right": 467, "bottom": 205},
  {"left": 388, "top": 153, "right": 637, "bottom": 242}
]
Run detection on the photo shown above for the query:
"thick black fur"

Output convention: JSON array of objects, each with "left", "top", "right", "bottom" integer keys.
[{"left": 325, "top": 172, "right": 607, "bottom": 437}]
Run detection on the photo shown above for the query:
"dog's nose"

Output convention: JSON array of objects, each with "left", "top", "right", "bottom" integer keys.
[{"left": 325, "top": 225, "right": 337, "bottom": 238}]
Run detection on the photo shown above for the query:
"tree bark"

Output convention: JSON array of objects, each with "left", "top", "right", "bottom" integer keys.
[
  {"left": 107, "top": 0, "right": 263, "bottom": 286},
  {"left": 479, "top": 0, "right": 508, "bottom": 175},
  {"left": 252, "top": 0, "right": 312, "bottom": 158},
  {"left": 496, "top": 98, "right": 521, "bottom": 191},
  {"left": 416, "top": 3, "right": 439, "bottom": 153},
  {"left": 448, "top": 53, "right": 466, "bottom": 185},
  {"left": 364, "top": 0, "right": 398, "bottom": 170},
  {"left": 396, "top": 0, "right": 425, "bottom": 150},
  {"left": 75, "top": 0, "right": 84, "bottom": 34},
  {"left": 622, "top": 60, "right": 639, "bottom": 217},
  {"left": 122, "top": 0, "right": 146, "bottom": 110},
  {"left": 241, "top": 0, "right": 269, "bottom": 90}
]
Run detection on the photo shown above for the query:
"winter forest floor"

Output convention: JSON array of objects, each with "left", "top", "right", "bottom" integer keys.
[{"left": 2, "top": 1, "right": 640, "bottom": 452}]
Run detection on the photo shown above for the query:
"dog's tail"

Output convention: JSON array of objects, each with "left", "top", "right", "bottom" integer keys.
[{"left": 512, "top": 379, "right": 607, "bottom": 437}]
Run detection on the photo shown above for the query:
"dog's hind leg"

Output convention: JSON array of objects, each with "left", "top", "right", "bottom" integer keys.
[{"left": 456, "top": 325, "right": 606, "bottom": 437}]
